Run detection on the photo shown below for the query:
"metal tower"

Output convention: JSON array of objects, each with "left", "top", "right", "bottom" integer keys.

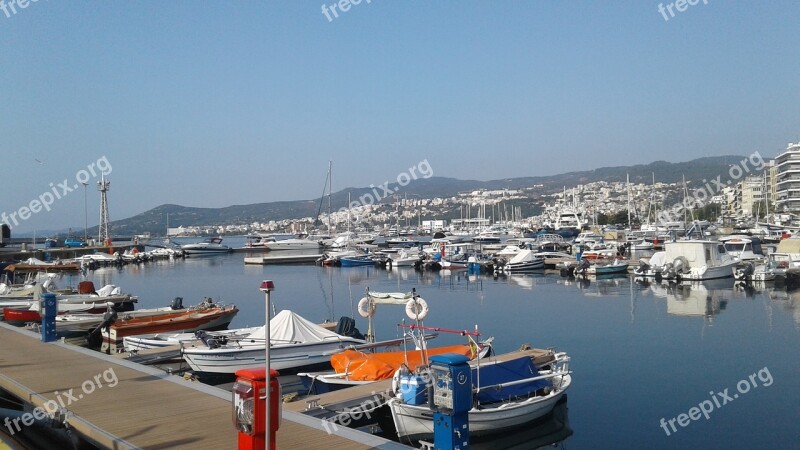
[{"left": 97, "top": 175, "right": 110, "bottom": 244}]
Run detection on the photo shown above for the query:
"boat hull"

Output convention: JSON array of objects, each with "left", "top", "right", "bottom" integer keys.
[
  {"left": 389, "top": 374, "right": 571, "bottom": 442},
  {"left": 182, "top": 338, "right": 363, "bottom": 373},
  {"left": 105, "top": 305, "right": 238, "bottom": 343}
]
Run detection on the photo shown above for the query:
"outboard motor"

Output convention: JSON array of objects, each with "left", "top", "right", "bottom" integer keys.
[
  {"left": 195, "top": 330, "right": 226, "bottom": 349},
  {"left": 635, "top": 261, "right": 650, "bottom": 275},
  {"left": 336, "top": 316, "right": 364, "bottom": 340},
  {"left": 86, "top": 309, "right": 118, "bottom": 348},
  {"left": 735, "top": 262, "right": 755, "bottom": 282},
  {"left": 171, "top": 297, "right": 184, "bottom": 310}
]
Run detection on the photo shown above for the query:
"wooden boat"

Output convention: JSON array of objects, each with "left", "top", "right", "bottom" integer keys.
[
  {"left": 386, "top": 351, "right": 572, "bottom": 444},
  {"left": 101, "top": 300, "right": 238, "bottom": 344}
]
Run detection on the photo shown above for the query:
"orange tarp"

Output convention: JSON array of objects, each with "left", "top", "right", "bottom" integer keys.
[{"left": 330, "top": 344, "right": 475, "bottom": 381}]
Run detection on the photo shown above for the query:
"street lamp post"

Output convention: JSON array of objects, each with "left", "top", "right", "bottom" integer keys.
[
  {"left": 81, "top": 182, "right": 88, "bottom": 243},
  {"left": 259, "top": 280, "right": 275, "bottom": 450}
]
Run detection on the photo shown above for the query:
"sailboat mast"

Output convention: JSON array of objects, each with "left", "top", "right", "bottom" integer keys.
[
  {"left": 627, "top": 173, "right": 631, "bottom": 229},
  {"left": 328, "top": 160, "right": 332, "bottom": 232}
]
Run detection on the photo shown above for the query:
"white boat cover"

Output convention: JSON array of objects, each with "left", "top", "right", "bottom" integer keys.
[
  {"left": 248, "top": 310, "right": 341, "bottom": 343},
  {"left": 508, "top": 249, "right": 535, "bottom": 264}
]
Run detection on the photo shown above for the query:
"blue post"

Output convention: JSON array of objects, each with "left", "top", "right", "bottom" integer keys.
[
  {"left": 41, "top": 293, "right": 57, "bottom": 342},
  {"left": 429, "top": 353, "right": 472, "bottom": 450}
]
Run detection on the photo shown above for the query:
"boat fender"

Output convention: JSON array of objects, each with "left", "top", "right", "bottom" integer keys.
[
  {"left": 405, "top": 297, "right": 429, "bottom": 321},
  {"left": 357, "top": 297, "right": 374, "bottom": 318}
]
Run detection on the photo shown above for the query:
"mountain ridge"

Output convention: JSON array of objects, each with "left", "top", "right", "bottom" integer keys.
[{"left": 96, "top": 155, "right": 750, "bottom": 235}]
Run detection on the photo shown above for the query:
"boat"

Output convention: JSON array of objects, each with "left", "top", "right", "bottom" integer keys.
[
  {"left": 585, "top": 258, "right": 630, "bottom": 276},
  {"left": 385, "top": 350, "right": 572, "bottom": 444},
  {"left": 630, "top": 240, "right": 654, "bottom": 251},
  {"left": 719, "top": 236, "right": 764, "bottom": 261},
  {"left": 263, "top": 238, "right": 321, "bottom": 251},
  {"left": 338, "top": 255, "right": 376, "bottom": 267},
  {"left": 180, "top": 310, "right": 365, "bottom": 374},
  {"left": 502, "top": 249, "right": 545, "bottom": 272},
  {"left": 633, "top": 240, "right": 737, "bottom": 281},
  {"left": 389, "top": 250, "right": 422, "bottom": 267},
  {"left": 122, "top": 326, "right": 263, "bottom": 352},
  {"left": 99, "top": 298, "right": 238, "bottom": 344},
  {"left": 181, "top": 237, "right": 232, "bottom": 255}
]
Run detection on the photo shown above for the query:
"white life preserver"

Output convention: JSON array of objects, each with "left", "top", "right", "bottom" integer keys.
[
  {"left": 357, "top": 297, "right": 374, "bottom": 318},
  {"left": 405, "top": 297, "right": 429, "bottom": 321}
]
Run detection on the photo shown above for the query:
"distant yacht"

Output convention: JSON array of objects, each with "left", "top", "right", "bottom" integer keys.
[
  {"left": 264, "top": 237, "right": 321, "bottom": 251},
  {"left": 181, "top": 237, "right": 232, "bottom": 254}
]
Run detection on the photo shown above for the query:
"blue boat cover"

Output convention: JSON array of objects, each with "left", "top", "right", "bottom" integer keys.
[{"left": 473, "top": 356, "right": 551, "bottom": 404}]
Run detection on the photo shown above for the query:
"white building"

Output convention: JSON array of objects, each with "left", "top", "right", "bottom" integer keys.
[{"left": 775, "top": 142, "right": 800, "bottom": 213}]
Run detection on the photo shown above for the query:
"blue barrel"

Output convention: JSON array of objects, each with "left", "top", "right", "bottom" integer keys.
[{"left": 41, "top": 293, "right": 57, "bottom": 342}]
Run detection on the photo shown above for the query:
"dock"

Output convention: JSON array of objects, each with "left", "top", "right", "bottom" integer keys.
[
  {"left": 244, "top": 254, "right": 323, "bottom": 265},
  {"left": 0, "top": 323, "right": 407, "bottom": 449}
]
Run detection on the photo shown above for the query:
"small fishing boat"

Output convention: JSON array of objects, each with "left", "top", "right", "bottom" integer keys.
[
  {"left": 585, "top": 258, "right": 629, "bottom": 276},
  {"left": 339, "top": 255, "right": 376, "bottom": 267},
  {"left": 181, "top": 237, "right": 232, "bottom": 255},
  {"left": 632, "top": 240, "right": 737, "bottom": 281},
  {"left": 385, "top": 350, "right": 571, "bottom": 444}
]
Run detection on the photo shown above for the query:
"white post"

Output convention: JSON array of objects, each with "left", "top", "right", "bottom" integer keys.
[{"left": 259, "top": 280, "right": 275, "bottom": 450}]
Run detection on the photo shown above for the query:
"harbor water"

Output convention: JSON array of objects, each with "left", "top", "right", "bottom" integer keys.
[{"left": 61, "top": 237, "right": 800, "bottom": 449}]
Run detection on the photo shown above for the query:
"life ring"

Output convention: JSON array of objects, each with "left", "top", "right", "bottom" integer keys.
[
  {"left": 405, "top": 297, "right": 429, "bottom": 321},
  {"left": 357, "top": 297, "right": 374, "bottom": 318}
]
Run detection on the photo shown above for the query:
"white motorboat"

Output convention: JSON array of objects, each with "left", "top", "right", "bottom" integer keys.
[
  {"left": 181, "top": 310, "right": 365, "bottom": 373},
  {"left": 719, "top": 236, "right": 764, "bottom": 261},
  {"left": 264, "top": 238, "right": 321, "bottom": 251},
  {"left": 387, "top": 351, "right": 572, "bottom": 444},
  {"left": 633, "top": 240, "right": 737, "bottom": 280},
  {"left": 631, "top": 240, "right": 654, "bottom": 251},
  {"left": 123, "top": 326, "right": 262, "bottom": 352},
  {"left": 502, "top": 249, "right": 545, "bottom": 272},
  {"left": 181, "top": 237, "right": 232, "bottom": 255},
  {"left": 389, "top": 250, "right": 422, "bottom": 267}
]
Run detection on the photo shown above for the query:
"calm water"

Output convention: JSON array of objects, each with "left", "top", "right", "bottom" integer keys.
[{"left": 63, "top": 237, "right": 800, "bottom": 449}]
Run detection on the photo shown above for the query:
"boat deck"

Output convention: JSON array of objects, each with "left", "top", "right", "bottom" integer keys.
[{"left": 0, "top": 323, "right": 407, "bottom": 449}]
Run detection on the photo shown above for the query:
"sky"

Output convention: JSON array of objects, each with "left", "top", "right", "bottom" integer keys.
[{"left": 1, "top": 1, "right": 799, "bottom": 233}]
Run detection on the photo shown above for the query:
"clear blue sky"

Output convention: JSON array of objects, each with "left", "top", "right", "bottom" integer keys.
[{"left": 2, "top": 1, "right": 799, "bottom": 233}]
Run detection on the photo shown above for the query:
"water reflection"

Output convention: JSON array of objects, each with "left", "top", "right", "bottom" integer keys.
[
  {"left": 636, "top": 279, "right": 729, "bottom": 318},
  {"left": 470, "top": 396, "right": 572, "bottom": 450}
]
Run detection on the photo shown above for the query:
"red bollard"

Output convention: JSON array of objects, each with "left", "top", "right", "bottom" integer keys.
[{"left": 233, "top": 368, "right": 281, "bottom": 450}]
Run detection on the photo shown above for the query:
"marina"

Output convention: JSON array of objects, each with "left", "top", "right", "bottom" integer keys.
[{"left": 2, "top": 238, "right": 798, "bottom": 448}]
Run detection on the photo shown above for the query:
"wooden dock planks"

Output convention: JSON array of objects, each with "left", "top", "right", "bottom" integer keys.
[{"left": 0, "top": 324, "right": 406, "bottom": 449}]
